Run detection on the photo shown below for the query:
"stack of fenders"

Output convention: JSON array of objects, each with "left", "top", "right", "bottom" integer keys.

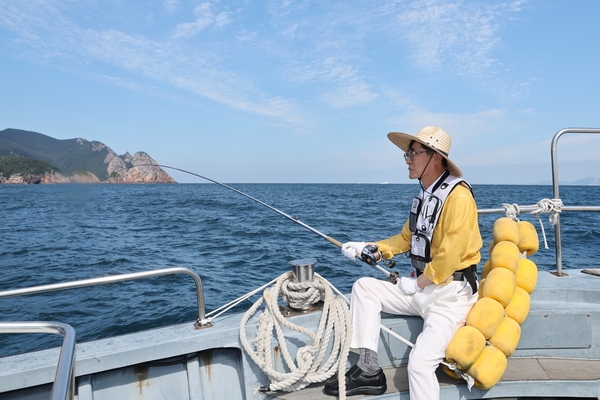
[{"left": 443, "top": 217, "right": 540, "bottom": 390}]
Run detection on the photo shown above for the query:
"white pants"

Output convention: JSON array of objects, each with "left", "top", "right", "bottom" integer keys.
[{"left": 350, "top": 277, "right": 477, "bottom": 400}]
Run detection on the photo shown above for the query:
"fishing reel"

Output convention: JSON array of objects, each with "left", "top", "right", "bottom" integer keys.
[{"left": 360, "top": 244, "right": 396, "bottom": 269}]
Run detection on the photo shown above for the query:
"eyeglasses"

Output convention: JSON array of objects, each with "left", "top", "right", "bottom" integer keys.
[{"left": 403, "top": 150, "right": 429, "bottom": 161}]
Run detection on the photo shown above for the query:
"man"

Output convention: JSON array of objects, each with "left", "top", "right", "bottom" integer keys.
[{"left": 324, "top": 126, "right": 481, "bottom": 399}]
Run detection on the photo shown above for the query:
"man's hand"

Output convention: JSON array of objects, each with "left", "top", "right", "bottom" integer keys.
[
  {"left": 416, "top": 273, "right": 433, "bottom": 290},
  {"left": 399, "top": 277, "right": 419, "bottom": 295},
  {"left": 341, "top": 241, "right": 365, "bottom": 260}
]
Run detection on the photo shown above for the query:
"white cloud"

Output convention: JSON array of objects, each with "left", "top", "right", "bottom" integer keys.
[
  {"left": 321, "top": 82, "right": 378, "bottom": 109},
  {"left": 0, "top": 0, "right": 530, "bottom": 133},
  {"left": 163, "top": 0, "right": 180, "bottom": 14},
  {"left": 389, "top": 0, "right": 526, "bottom": 78},
  {"left": 171, "top": 2, "right": 231, "bottom": 38}
]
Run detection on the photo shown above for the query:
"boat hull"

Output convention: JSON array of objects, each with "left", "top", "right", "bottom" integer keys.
[{"left": 2, "top": 269, "right": 600, "bottom": 399}]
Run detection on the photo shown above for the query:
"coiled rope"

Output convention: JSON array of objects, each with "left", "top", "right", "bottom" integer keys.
[
  {"left": 239, "top": 271, "right": 353, "bottom": 399},
  {"left": 502, "top": 198, "right": 563, "bottom": 249}
]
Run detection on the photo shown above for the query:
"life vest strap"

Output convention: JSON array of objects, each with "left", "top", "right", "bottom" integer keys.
[{"left": 414, "top": 265, "right": 478, "bottom": 294}]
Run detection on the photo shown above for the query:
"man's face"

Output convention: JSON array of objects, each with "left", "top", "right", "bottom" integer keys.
[{"left": 405, "top": 143, "right": 433, "bottom": 180}]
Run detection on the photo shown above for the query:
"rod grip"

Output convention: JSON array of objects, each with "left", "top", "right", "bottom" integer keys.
[{"left": 326, "top": 236, "right": 344, "bottom": 248}]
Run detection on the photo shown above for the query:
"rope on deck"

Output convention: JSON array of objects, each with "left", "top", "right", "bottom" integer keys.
[{"left": 239, "top": 272, "right": 353, "bottom": 399}]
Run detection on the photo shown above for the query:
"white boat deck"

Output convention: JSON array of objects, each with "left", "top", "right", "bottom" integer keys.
[
  {"left": 270, "top": 358, "right": 600, "bottom": 399},
  {"left": 2, "top": 269, "right": 600, "bottom": 400}
]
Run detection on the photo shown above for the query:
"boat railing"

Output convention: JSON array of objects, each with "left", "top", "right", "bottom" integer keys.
[
  {"left": 0, "top": 267, "right": 208, "bottom": 325},
  {"left": 477, "top": 128, "right": 600, "bottom": 276},
  {"left": 0, "top": 321, "right": 76, "bottom": 400}
]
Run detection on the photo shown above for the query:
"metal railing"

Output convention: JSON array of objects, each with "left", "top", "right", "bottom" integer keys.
[
  {"left": 477, "top": 128, "right": 600, "bottom": 276},
  {"left": 0, "top": 267, "right": 207, "bottom": 324},
  {"left": 550, "top": 128, "right": 600, "bottom": 275},
  {"left": 0, "top": 322, "right": 76, "bottom": 400}
]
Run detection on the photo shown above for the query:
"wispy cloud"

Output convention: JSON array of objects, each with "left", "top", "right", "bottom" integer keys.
[
  {"left": 0, "top": 0, "right": 307, "bottom": 126},
  {"left": 390, "top": 0, "right": 527, "bottom": 78},
  {"left": 163, "top": 0, "right": 180, "bottom": 14},
  {"left": 398, "top": 0, "right": 496, "bottom": 73},
  {"left": 0, "top": 0, "right": 528, "bottom": 128},
  {"left": 171, "top": 2, "right": 232, "bottom": 38}
]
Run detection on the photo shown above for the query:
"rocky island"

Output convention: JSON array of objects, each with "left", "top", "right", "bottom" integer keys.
[{"left": 0, "top": 128, "right": 176, "bottom": 184}]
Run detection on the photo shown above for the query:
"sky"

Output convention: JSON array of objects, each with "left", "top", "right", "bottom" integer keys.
[{"left": 1, "top": 0, "right": 600, "bottom": 184}]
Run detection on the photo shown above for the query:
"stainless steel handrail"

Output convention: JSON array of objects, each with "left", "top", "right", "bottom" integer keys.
[
  {"left": 550, "top": 128, "right": 600, "bottom": 275},
  {"left": 477, "top": 128, "right": 600, "bottom": 276},
  {"left": 478, "top": 205, "right": 600, "bottom": 215},
  {"left": 0, "top": 322, "right": 76, "bottom": 400},
  {"left": 0, "top": 267, "right": 207, "bottom": 323}
]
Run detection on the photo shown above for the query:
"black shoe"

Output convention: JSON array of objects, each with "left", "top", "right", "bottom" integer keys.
[{"left": 323, "top": 364, "right": 387, "bottom": 396}]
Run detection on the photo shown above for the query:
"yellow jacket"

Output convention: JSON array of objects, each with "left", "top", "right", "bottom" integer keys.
[{"left": 376, "top": 183, "right": 482, "bottom": 284}]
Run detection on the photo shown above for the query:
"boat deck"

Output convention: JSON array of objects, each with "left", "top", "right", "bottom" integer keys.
[{"left": 270, "top": 357, "right": 600, "bottom": 399}]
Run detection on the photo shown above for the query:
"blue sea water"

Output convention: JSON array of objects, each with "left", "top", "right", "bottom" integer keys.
[{"left": 1, "top": 183, "right": 599, "bottom": 357}]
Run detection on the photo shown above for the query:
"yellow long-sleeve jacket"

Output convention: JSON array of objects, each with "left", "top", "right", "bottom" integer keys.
[{"left": 375, "top": 183, "right": 482, "bottom": 284}]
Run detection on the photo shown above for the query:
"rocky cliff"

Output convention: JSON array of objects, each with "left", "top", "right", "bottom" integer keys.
[{"left": 0, "top": 129, "right": 176, "bottom": 184}]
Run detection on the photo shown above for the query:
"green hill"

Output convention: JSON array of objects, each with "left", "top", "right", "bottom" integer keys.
[
  {"left": 0, "top": 128, "right": 112, "bottom": 180},
  {"left": 0, "top": 156, "right": 58, "bottom": 176}
]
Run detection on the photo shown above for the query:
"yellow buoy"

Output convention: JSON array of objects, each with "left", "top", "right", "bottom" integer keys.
[
  {"left": 466, "top": 297, "right": 505, "bottom": 339},
  {"left": 492, "top": 217, "right": 520, "bottom": 245},
  {"left": 467, "top": 345, "right": 508, "bottom": 390},
  {"left": 488, "top": 239, "right": 495, "bottom": 256},
  {"left": 517, "top": 220, "right": 539, "bottom": 256},
  {"left": 482, "top": 267, "right": 516, "bottom": 308},
  {"left": 515, "top": 258, "right": 538, "bottom": 294},
  {"left": 478, "top": 278, "right": 486, "bottom": 300},
  {"left": 490, "top": 240, "right": 520, "bottom": 273},
  {"left": 445, "top": 325, "right": 487, "bottom": 370},
  {"left": 488, "top": 316, "right": 521, "bottom": 357},
  {"left": 481, "top": 259, "right": 492, "bottom": 280},
  {"left": 504, "top": 286, "right": 531, "bottom": 324}
]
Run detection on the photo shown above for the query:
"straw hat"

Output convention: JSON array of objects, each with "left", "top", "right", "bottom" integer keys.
[{"left": 387, "top": 126, "right": 462, "bottom": 178}]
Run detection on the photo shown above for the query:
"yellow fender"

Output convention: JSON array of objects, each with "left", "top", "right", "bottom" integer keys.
[
  {"left": 515, "top": 258, "right": 538, "bottom": 294},
  {"left": 481, "top": 267, "right": 516, "bottom": 308},
  {"left": 490, "top": 240, "right": 520, "bottom": 273},
  {"left": 517, "top": 220, "right": 540, "bottom": 256},
  {"left": 465, "top": 297, "right": 505, "bottom": 339},
  {"left": 504, "top": 286, "right": 531, "bottom": 324},
  {"left": 481, "top": 259, "right": 492, "bottom": 280},
  {"left": 443, "top": 217, "right": 539, "bottom": 391},
  {"left": 492, "top": 217, "right": 519, "bottom": 244},
  {"left": 489, "top": 316, "right": 521, "bottom": 357},
  {"left": 467, "top": 345, "right": 508, "bottom": 390},
  {"left": 445, "top": 325, "right": 487, "bottom": 370}
]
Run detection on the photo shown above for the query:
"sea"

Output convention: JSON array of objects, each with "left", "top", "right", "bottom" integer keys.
[{"left": 1, "top": 183, "right": 599, "bottom": 357}]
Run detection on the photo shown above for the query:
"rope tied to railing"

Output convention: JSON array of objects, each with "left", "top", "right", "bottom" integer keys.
[
  {"left": 501, "top": 198, "right": 563, "bottom": 250},
  {"left": 501, "top": 203, "right": 520, "bottom": 220},
  {"left": 239, "top": 272, "right": 352, "bottom": 399},
  {"left": 532, "top": 198, "right": 563, "bottom": 249}
]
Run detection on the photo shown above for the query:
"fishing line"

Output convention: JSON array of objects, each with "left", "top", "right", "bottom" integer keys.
[{"left": 132, "top": 163, "right": 392, "bottom": 276}]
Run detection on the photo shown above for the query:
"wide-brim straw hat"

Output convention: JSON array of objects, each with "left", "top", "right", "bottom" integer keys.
[{"left": 387, "top": 126, "right": 462, "bottom": 178}]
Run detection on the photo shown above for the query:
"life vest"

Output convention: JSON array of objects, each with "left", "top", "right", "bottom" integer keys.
[{"left": 409, "top": 170, "right": 471, "bottom": 271}]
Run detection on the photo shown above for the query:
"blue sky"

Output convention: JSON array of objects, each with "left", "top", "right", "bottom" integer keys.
[{"left": 1, "top": 0, "right": 599, "bottom": 184}]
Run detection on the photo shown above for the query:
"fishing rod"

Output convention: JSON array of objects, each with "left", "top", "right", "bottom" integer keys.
[{"left": 140, "top": 164, "right": 394, "bottom": 276}]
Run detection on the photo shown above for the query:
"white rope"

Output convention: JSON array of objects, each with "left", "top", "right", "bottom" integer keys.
[
  {"left": 501, "top": 203, "right": 521, "bottom": 220},
  {"left": 501, "top": 198, "right": 564, "bottom": 250},
  {"left": 196, "top": 277, "right": 281, "bottom": 326},
  {"left": 239, "top": 272, "right": 353, "bottom": 399},
  {"left": 532, "top": 198, "right": 563, "bottom": 249}
]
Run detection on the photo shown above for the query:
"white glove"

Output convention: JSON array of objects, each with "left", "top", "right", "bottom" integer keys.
[
  {"left": 399, "top": 277, "right": 419, "bottom": 295},
  {"left": 341, "top": 241, "right": 365, "bottom": 260}
]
